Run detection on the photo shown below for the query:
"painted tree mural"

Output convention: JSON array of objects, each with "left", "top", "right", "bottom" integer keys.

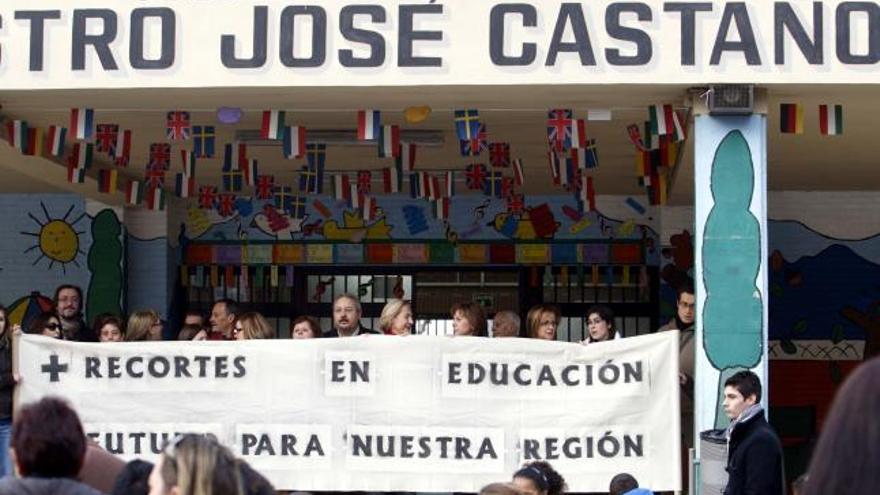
[{"left": 86, "top": 209, "right": 123, "bottom": 323}]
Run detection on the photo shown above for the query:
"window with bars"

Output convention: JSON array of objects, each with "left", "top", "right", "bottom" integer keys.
[{"left": 179, "top": 265, "right": 657, "bottom": 340}]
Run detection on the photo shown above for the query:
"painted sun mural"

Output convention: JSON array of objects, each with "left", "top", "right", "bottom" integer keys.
[{"left": 20, "top": 202, "right": 87, "bottom": 273}]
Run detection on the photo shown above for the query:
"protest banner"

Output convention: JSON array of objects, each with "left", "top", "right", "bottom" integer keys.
[{"left": 16, "top": 331, "right": 681, "bottom": 492}]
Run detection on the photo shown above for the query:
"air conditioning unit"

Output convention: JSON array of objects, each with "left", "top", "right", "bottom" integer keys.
[{"left": 708, "top": 84, "right": 754, "bottom": 115}]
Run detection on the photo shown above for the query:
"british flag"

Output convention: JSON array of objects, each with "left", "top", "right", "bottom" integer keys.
[
  {"left": 465, "top": 163, "right": 488, "bottom": 190},
  {"left": 95, "top": 124, "right": 118, "bottom": 154},
  {"left": 149, "top": 143, "right": 171, "bottom": 170},
  {"left": 144, "top": 165, "right": 166, "bottom": 190},
  {"left": 547, "top": 109, "right": 573, "bottom": 152},
  {"left": 460, "top": 123, "right": 488, "bottom": 157},
  {"left": 217, "top": 193, "right": 236, "bottom": 217},
  {"left": 489, "top": 142, "right": 510, "bottom": 168},
  {"left": 166, "top": 111, "right": 191, "bottom": 141},
  {"left": 564, "top": 160, "right": 583, "bottom": 193},
  {"left": 256, "top": 175, "right": 275, "bottom": 200},
  {"left": 501, "top": 177, "right": 515, "bottom": 198},
  {"left": 199, "top": 186, "right": 218, "bottom": 209}
]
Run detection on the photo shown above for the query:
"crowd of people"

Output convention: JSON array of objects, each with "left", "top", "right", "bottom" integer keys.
[
  {"left": 1, "top": 284, "right": 631, "bottom": 344},
  {"left": 1, "top": 282, "right": 877, "bottom": 494}
]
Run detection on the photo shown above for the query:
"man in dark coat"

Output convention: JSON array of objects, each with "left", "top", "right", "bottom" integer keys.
[
  {"left": 322, "top": 293, "right": 379, "bottom": 338},
  {"left": 722, "top": 370, "right": 784, "bottom": 495}
]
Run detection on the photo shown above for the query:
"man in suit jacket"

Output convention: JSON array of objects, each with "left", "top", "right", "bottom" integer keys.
[{"left": 323, "top": 293, "right": 379, "bottom": 338}]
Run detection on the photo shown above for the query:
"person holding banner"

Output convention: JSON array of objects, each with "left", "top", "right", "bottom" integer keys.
[
  {"left": 512, "top": 461, "right": 567, "bottom": 495},
  {"left": 582, "top": 305, "right": 619, "bottom": 344},
  {"left": 234, "top": 312, "right": 274, "bottom": 340},
  {"left": 526, "top": 304, "right": 561, "bottom": 341},
  {"left": 451, "top": 302, "right": 488, "bottom": 337},
  {"left": 291, "top": 315, "right": 321, "bottom": 339},
  {"left": 0, "top": 305, "right": 12, "bottom": 477},
  {"left": 379, "top": 298, "right": 414, "bottom": 335},
  {"left": 25, "top": 311, "right": 64, "bottom": 339},
  {"left": 323, "top": 293, "right": 379, "bottom": 338}
]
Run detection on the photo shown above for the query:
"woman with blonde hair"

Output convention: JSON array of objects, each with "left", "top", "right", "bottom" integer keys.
[
  {"left": 526, "top": 304, "right": 561, "bottom": 341},
  {"left": 148, "top": 433, "right": 244, "bottom": 495},
  {"left": 379, "top": 299, "right": 414, "bottom": 335},
  {"left": 233, "top": 312, "right": 274, "bottom": 340},
  {"left": 125, "top": 310, "right": 162, "bottom": 342}
]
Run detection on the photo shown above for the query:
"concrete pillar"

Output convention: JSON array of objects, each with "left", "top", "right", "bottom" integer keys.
[{"left": 693, "top": 95, "right": 769, "bottom": 455}]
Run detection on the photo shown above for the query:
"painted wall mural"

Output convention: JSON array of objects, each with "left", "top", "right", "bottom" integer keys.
[{"left": 0, "top": 195, "right": 124, "bottom": 328}]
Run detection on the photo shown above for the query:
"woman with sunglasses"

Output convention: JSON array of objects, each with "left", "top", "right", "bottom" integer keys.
[
  {"left": 149, "top": 433, "right": 273, "bottom": 495},
  {"left": 125, "top": 310, "right": 163, "bottom": 342},
  {"left": 25, "top": 311, "right": 64, "bottom": 339}
]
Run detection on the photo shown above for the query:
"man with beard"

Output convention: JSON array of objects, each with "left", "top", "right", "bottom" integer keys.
[
  {"left": 323, "top": 293, "right": 379, "bottom": 338},
  {"left": 54, "top": 285, "right": 97, "bottom": 342}
]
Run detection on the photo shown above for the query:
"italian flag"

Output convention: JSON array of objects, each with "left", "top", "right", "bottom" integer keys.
[
  {"left": 260, "top": 110, "right": 285, "bottom": 140},
  {"left": 126, "top": 181, "right": 144, "bottom": 205},
  {"left": 819, "top": 104, "right": 843, "bottom": 136}
]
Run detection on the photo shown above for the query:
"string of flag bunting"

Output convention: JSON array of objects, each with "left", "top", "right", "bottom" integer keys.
[{"left": 1, "top": 103, "right": 841, "bottom": 215}]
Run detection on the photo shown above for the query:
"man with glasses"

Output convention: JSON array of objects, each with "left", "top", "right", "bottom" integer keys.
[
  {"left": 54, "top": 285, "right": 97, "bottom": 342},
  {"left": 323, "top": 293, "right": 379, "bottom": 338}
]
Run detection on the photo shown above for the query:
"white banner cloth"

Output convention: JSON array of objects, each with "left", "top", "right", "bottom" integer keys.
[{"left": 16, "top": 332, "right": 681, "bottom": 492}]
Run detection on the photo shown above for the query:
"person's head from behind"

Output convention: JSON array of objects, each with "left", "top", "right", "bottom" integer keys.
[
  {"left": 149, "top": 433, "right": 241, "bottom": 495},
  {"left": 12, "top": 396, "right": 86, "bottom": 478},
  {"left": 54, "top": 284, "right": 83, "bottom": 320},
  {"left": 290, "top": 316, "right": 321, "bottom": 339},
  {"left": 609, "top": 473, "right": 639, "bottom": 495},
  {"left": 113, "top": 460, "right": 154, "bottom": 495},
  {"left": 527, "top": 304, "right": 561, "bottom": 341},
  {"left": 803, "top": 357, "right": 880, "bottom": 495},
  {"left": 177, "top": 324, "right": 204, "bottom": 341},
  {"left": 451, "top": 302, "right": 487, "bottom": 337},
  {"left": 586, "top": 305, "right": 615, "bottom": 342},
  {"left": 723, "top": 370, "right": 762, "bottom": 420},
  {"left": 379, "top": 299, "right": 414, "bottom": 335},
  {"left": 676, "top": 282, "right": 696, "bottom": 326},
  {"left": 95, "top": 314, "right": 125, "bottom": 342},
  {"left": 512, "top": 461, "right": 566, "bottom": 495},
  {"left": 234, "top": 312, "right": 274, "bottom": 340},
  {"left": 183, "top": 310, "right": 204, "bottom": 328},
  {"left": 492, "top": 310, "right": 520, "bottom": 337},
  {"left": 480, "top": 482, "right": 524, "bottom": 495},
  {"left": 126, "top": 310, "right": 162, "bottom": 342},
  {"left": 26, "top": 311, "right": 63, "bottom": 339},
  {"left": 332, "top": 294, "right": 362, "bottom": 334},
  {"left": 210, "top": 299, "right": 239, "bottom": 337}
]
